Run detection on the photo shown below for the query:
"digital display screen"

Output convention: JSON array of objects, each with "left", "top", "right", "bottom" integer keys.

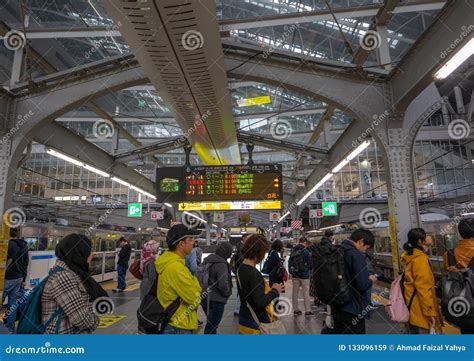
[
  {"left": 184, "top": 164, "right": 282, "bottom": 202},
  {"left": 160, "top": 178, "right": 180, "bottom": 193}
]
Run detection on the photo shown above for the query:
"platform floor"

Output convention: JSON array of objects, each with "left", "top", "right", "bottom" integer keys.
[{"left": 95, "top": 278, "right": 403, "bottom": 334}]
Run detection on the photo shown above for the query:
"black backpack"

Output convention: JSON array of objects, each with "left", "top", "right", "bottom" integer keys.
[
  {"left": 441, "top": 250, "right": 474, "bottom": 330},
  {"left": 289, "top": 248, "right": 305, "bottom": 277},
  {"left": 137, "top": 266, "right": 181, "bottom": 334},
  {"left": 311, "top": 242, "right": 352, "bottom": 308}
]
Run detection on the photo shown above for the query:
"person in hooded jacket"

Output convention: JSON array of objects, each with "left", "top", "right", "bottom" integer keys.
[
  {"left": 200, "top": 242, "right": 233, "bottom": 334},
  {"left": 2, "top": 228, "right": 29, "bottom": 331},
  {"left": 139, "top": 240, "right": 161, "bottom": 300},
  {"left": 401, "top": 228, "right": 442, "bottom": 334},
  {"left": 41, "top": 234, "right": 108, "bottom": 334}
]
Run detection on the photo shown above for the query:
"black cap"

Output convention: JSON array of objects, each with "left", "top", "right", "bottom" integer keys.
[{"left": 166, "top": 224, "right": 201, "bottom": 248}]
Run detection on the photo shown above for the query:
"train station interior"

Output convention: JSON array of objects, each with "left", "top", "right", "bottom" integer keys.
[{"left": 0, "top": 0, "right": 473, "bottom": 335}]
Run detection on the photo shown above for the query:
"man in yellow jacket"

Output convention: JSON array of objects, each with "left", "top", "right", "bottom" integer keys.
[{"left": 155, "top": 224, "right": 202, "bottom": 334}]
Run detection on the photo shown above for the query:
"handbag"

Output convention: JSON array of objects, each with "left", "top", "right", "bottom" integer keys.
[
  {"left": 236, "top": 269, "right": 286, "bottom": 334},
  {"left": 129, "top": 260, "right": 143, "bottom": 280}
]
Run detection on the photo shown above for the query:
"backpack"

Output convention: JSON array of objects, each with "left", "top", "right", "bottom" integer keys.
[
  {"left": 129, "top": 260, "right": 143, "bottom": 280},
  {"left": 311, "top": 242, "right": 352, "bottom": 307},
  {"left": 385, "top": 273, "right": 416, "bottom": 323},
  {"left": 441, "top": 250, "right": 474, "bottom": 329},
  {"left": 289, "top": 248, "right": 305, "bottom": 277},
  {"left": 137, "top": 266, "right": 181, "bottom": 334},
  {"left": 196, "top": 262, "right": 212, "bottom": 292},
  {"left": 17, "top": 267, "right": 65, "bottom": 334}
]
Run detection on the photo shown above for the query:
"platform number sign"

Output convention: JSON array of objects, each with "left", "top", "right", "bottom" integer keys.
[
  {"left": 322, "top": 202, "right": 337, "bottom": 216},
  {"left": 128, "top": 203, "right": 142, "bottom": 217},
  {"left": 151, "top": 210, "right": 164, "bottom": 220}
]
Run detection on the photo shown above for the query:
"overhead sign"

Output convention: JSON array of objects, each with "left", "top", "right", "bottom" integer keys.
[
  {"left": 178, "top": 200, "right": 281, "bottom": 211},
  {"left": 151, "top": 210, "right": 164, "bottom": 220},
  {"left": 237, "top": 95, "right": 271, "bottom": 107},
  {"left": 269, "top": 212, "right": 280, "bottom": 221},
  {"left": 310, "top": 209, "right": 323, "bottom": 218},
  {"left": 322, "top": 202, "right": 337, "bottom": 216},
  {"left": 213, "top": 212, "right": 225, "bottom": 222},
  {"left": 127, "top": 203, "right": 142, "bottom": 217},
  {"left": 156, "top": 164, "right": 283, "bottom": 204}
]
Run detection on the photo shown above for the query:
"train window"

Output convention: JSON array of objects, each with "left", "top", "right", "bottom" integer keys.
[
  {"left": 24, "top": 238, "right": 38, "bottom": 251},
  {"left": 90, "top": 254, "right": 103, "bottom": 276},
  {"left": 104, "top": 254, "right": 116, "bottom": 273},
  {"left": 444, "top": 233, "right": 458, "bottom": 251},
  {"left": 431, "top": 234, "right": 445, "bottom": 257},
  {"left": 38, "top": 237, "right": 48, "bottom": 251}
]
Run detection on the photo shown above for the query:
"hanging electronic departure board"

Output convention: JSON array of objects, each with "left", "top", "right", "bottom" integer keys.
[
  {"left": 184, "top": 164, "right": 282, "bottom": 202},
  {"left": 156, "top": 164, "right": 283, "bottom": 210}
]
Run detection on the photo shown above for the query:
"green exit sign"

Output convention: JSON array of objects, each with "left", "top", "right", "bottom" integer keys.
[
  {"left": 322, "top": 202, "right": 337, "bottom": 216},
  {"left": 128, "top": 203, "right": 142, "bottom": 217}
]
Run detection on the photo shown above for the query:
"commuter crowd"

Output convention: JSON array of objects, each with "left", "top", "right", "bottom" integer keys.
[{"left": 1, "top": 217, "right": 473, "bottom": 335}]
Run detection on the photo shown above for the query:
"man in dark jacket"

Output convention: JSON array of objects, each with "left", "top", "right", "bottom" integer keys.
[
  {"left": 114, "top": 237, "right": 131, "bottom": 292},
  {"left": 2, "top": 228, "right": 29, "bottom": 331},
  {"left": 332, "top": 229, "right": 376, "bottom": 334},
  {"left": 201, "top": 242, "right": 233, "bottom": 334},
  {"left": 289, "top": 238, "right": 312, "bottom": 316}
]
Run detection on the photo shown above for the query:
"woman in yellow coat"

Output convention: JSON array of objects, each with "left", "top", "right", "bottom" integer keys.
[{"left": 401, "top": 228, "right": 443, "bottom": 334}]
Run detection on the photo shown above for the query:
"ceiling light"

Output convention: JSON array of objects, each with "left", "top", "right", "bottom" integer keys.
[
  {"left": 332, "top": 158, "right": 350, "bottom": 173},
  {"left": 347, "top": 141, "right": 370, "bottom": 161},
  {"left": 183, "top": 211, "right": 207, "bottom": 224},
  {"left": 111, "top": 177, "right": 131, "bottom": 188},
  {"left": 164, "top": 203, "right": 173, "bottom": 207},
  {"left": 297, "top": 173, "right": 334, "bottom": 206},
  {"left": 47, "top": 149, "right": 84, "bottom": 167},
  {"left": 434, "top": 38, "right": 474, "bottom": 80},
  {"left": 84, "top": 164, "right": 110, "bottom": 178},
  {"left": 278, "top": 211, "right": 290, "bottom": 223}
]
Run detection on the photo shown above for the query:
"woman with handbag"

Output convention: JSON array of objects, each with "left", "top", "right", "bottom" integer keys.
[
  {"left": 236, "top": 235, "right": 284, "bottom": 334},
  {"left": 401, "top": 228, "right": 443, "bottom": 334}
]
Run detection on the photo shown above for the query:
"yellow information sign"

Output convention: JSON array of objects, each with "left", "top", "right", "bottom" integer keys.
[
  {"left": 97, "top": 315, "right": 126, "bottom": 329},
  {"left": 237, "top": 95, "right": 271, "bottom": 107},
  {"left": 178, "top": 200, "right": 281, "bottom": 211}
]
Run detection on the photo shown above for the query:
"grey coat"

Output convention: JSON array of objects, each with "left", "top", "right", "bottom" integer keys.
[
  {"left": 204, "top": 254, "right": 233, "bottom": 304},
  {"left": 140, "top": 260, "right": 157, "bottom": 300}
]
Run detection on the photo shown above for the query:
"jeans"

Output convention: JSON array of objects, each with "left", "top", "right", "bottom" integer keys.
[
  {"left": 292, "top": 278, "right": 311, "bottom": 313},
  {"left": 332, "top": 308, "right": 366, "bottom": 334},
  {"left": 162, "top": 325, "right": 193, "bottom": 334},
  {"left": 1, "top": 278, "right": 22, "bottom": 331},
  {"left": 201, "top": 299, "right": 226, "bottom": 334},
  {"left": 117, "top": 264, "right": 127, "bottom": 290}
]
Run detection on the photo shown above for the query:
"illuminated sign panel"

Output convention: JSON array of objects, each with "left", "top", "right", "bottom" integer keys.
[
  {"left": 184, "top": 164, "right": 282, "bottom": 202},
  {"left": 178, "top": 200, "right": 281, "bottom": 211},
  {"left": 157, "top": 164, "right": 282, "bottom": 210},
  {"left": 237, "top": 95, "right": 271, "bottom": 107}
]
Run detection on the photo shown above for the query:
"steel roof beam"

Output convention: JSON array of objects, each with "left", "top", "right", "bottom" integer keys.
[
  {"left": 236, "top": 130, "right": 328, "bottom": 155},
  {"left": 219, "top": 1, "right": 445, "bottom": 31},
  {"left": 390, "top": 0, "right": 474, "bottom": 109},
  {"left": 114, "top": 136, "right": 186, "bottom": 163},
  {"left": 33, "top": 123, "right": 155, "bottom": 194}
]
